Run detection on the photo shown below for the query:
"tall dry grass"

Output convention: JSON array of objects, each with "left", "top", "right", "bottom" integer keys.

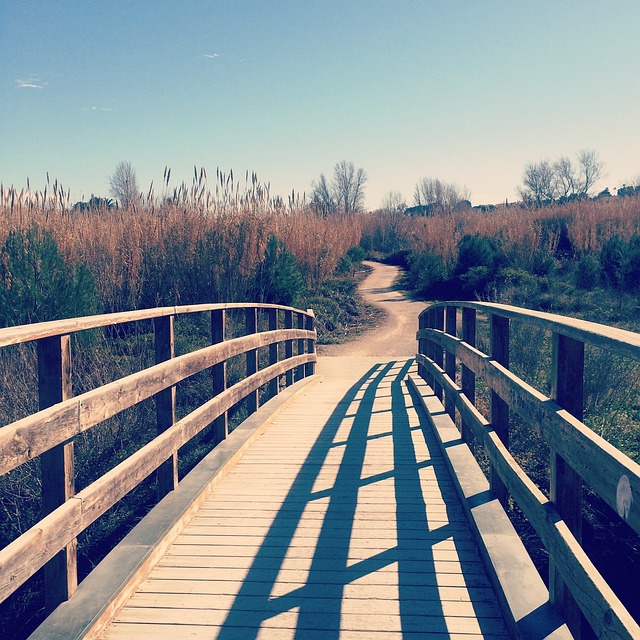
[
  {"left": 363, "top": 196, "right": 640, "bottom": 269},
  {"left": 0, "top": 170, "right": 361, "bottom": 313}
]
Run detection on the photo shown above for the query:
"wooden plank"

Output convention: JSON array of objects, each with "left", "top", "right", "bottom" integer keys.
[
  {"left": 423, "top": 329, "right": 640, "bottom": 536},
  {"left": 99, "top": 357, "right": 509, "bottom": 640},
  {"left": 0, "top": 303, "right": 315, "bottom": 348},
  {"left": 0, "top": 329, "right": 314, "bottom": 476},
  {"left": 0, "top": 356, "right": 313, "bottom": 602}
]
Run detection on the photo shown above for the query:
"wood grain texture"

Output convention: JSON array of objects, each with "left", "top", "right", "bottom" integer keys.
[{"left": 101, "top": 357, "right": 509, "bottom": 640}]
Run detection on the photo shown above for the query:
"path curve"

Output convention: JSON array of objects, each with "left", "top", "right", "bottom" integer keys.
[{"left": 318, "top": 261, "right": 426, "bottom": 357}]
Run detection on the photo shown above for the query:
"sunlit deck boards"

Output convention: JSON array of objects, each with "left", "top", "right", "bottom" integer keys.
[{"left": 101, "top": 356, "right": 510, "bottom": 639}]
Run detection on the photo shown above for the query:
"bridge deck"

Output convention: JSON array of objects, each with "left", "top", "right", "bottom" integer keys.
[{"left": 101, "top": 357, "right": 510, "bottom": 639}]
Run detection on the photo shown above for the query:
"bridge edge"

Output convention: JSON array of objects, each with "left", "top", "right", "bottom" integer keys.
[
  {"left": 27, "top": 374, "right": 322, "bottom": 640},
  {"left": 406, "top": 374, "right": 573, "bottom": 640}
]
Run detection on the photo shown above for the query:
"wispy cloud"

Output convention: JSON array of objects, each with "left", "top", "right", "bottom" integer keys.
[
  {"left": 90, "top": 106, "right": 112, "bottom": 112},
  {"left": 204, "top": 53, "right": 221, "bottom": 59},
  {"left": 16, "top": 77, "right": 44, "bottom": 89}
]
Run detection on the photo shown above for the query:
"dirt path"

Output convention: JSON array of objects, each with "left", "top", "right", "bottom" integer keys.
[{"left": 318, "top": 261, "right": 426, "bottom": 358}]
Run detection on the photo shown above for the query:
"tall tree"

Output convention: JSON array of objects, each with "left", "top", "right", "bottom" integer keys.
[
  {"left": 332, "top": 160, "right": 367, "bottom": 214},
  {"left": 311, "top": 161, "right": 367, "bottom": 215},
  {"left": 380, "top": 191, "right": 406, "bottom": 215},
  {"left": 310, "top": 173, "right": 336, "bottom": 217},
  {"left": 109, "top": 161, "right": 139, "bottom": 208},
  {"left": 577, "top": 149, "right": 604, "bottom": 197},
  {"left": 413, "top": 177, "right": 469, "bottom": 215}
]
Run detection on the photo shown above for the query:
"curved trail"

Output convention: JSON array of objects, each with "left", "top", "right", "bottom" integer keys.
[{"left": 318, "top": 261, "right": 426, "bottom": 358}]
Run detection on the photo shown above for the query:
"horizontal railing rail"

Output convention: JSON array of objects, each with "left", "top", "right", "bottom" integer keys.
[
  {"left": 417, "top": 301, "right": 640, "bottom": 640},
  {"left": 0, "top": 303, "right": 316, "bottom": 616}
]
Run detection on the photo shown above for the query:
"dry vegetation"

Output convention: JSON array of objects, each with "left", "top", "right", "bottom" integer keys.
[{"left": 1, "top": 173, "right": 640, "bottom": 635}]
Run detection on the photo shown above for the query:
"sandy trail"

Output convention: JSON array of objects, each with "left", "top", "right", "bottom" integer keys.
[{"left": 318, "top": 261, "right": 427, "bottom": 358}]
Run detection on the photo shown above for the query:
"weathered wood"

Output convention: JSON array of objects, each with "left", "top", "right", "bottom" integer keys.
[
  {"left": 284, "top": 310, "right": 293, "bottom": 387},
  {"left": 37, "top": 334, "right": 77, "bottom": 611},
  {"left": 549, "top": 332, "right": 585, "bottom": 638},
  {"left": 460, "top": 307, "right": 476, "bottom": 442},
  {"left": 295, "top": 312, "right": 305, "bottom": 382},
  {"left": 305, "top": 310, "right": 315, "bottom": 377},
  {"left": 444, "top": 306, "right": 457, "bottom": 419},
  {"left": 0, "top": 329, "right": 313, "bottom": 476},
  {"left": 0, "top": 355, "right": 314, "bottom": 603},
  {"left": 0, "top": 303, "right": 315, "bottom": 349},
  {"left": 267, "top": 308, "right": 279, "bottom": 399},
  {"left": 490, "top": 314, "right": 509, "bottom": 507},
  {"left": 424, "top": 328, "right": 640, "bottom": 537},
  {"left": 419, "top": 349, "right": 639, "bottom": 639},
  {"left": 432, "top": 307, "right": 444, "bottom": 401},
  {"left": 154, "top": 316, "right": 178, "bottom": 498},
  {"left": 211, "top": 309, "right": 228, "bottom": 442},
  {"left": 245, "top": 308, "right": 259, "bottom": 415},
  {"left": 418, "top": 301, "right": 640, "bottom": 639}
]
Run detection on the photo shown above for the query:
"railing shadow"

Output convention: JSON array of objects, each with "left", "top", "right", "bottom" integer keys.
[{"left": 216, "top": 360, "right": 505, "bottom": 638}]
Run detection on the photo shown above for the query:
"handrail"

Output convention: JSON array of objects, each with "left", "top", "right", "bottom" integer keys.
[
  {"left": 417, "top": 301, "right": 640, "bottom": 640},
  {"left": 0, "top": 303, "right": 316, "bottom": 615}
]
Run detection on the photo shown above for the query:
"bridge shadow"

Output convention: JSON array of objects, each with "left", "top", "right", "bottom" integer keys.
[{"left": 216, "top": 360, "right": 504, "bottom": 638}]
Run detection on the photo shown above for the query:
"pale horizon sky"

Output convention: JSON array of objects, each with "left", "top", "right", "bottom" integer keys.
[{"left": 1, "top": 1, "right": 639, "bottom": 210}]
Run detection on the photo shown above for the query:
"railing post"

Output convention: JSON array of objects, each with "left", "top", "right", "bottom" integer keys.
[
  {"left": 38, "top": 334, "right": 77, "bottom": 611},
  {"left": 284, "top": 309, "right": 293, "bottom": 387},
  {"left": 267, "top": 308, "right": 279, "bottom": 399},
  {"left": 433, "top": 307, "right": 444, "bottom": 401},
  {"left": 296, "top": 312, "right": 305, "bottom": 381},
  {"left": 550, "top": 332, "right": 585, "bottom": 638},
  {"left": 445, "top": 305, "right": 457, "bottom": 419},
  {"left": 154, "top": 316, "right": 178, "bottom": 498},
  {"left": 246, "top": 307, "right": 258, "bottom": 414},
  {"left": 490, "top": 314, "right": 510, "bottom": 507},
  {"left": 305, "top": 310, "right": 315, "bottom": 377},
  {"left": 417, "top": 311, "right": 427, "bottom": 379},
  {"left": 461, "top": 307, "right": 476, "bottom": 442},
  {"left": 211, "top": 309, "right": 228, "bottom": 442}
]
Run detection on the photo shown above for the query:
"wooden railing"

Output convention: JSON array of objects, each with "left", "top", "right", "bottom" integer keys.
[
  {"left": 0, "top": 303, "right": 316, "bottom": 614},
  {"left": 417, "top": 301, "right": 640, "bottom": 639}
]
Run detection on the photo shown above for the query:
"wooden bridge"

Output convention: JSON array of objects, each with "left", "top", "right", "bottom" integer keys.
[{"left": 1, "top": 299, "right": 640, "bottom": 639}]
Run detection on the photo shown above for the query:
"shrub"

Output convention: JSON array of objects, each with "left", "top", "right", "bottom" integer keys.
[
  {"left": 0, "top": 225, "right": 98, "bottom": 327},
  {"left": 254, "top": 235, "right": 303, "bottom": 306},
  {"left": 600, "top": 235, "right": 626, "bottom": 290},
  {"left": 576, "top": 255, "right": 600, "bottom": 290}
]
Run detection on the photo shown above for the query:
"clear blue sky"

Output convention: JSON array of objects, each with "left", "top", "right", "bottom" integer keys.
[{"left": 1, "top": 1, "right": 639, "bottom": 209}]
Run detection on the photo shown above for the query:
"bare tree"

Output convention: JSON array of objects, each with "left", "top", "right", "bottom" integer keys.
[
  {"left": 519, "top": 160, "right": 557, "bottom": 206},
  {"left": 332, "top": 160, "right": 367, "bottom": 214},
  {"left": 519, "top": 150, "right": 605, "bottom": 206},
  {"left": 109, "top": 161, "right": 139, "bottom": 208},
  {"left": 380, "top": 191, "right": 406, "bottom": 215},
  {"left": 577, "top": 149, "right": 604, "bottom": 196},
  {"left": 310, "top": 173, "right": 337, "bottom": 217},
  {"left": 311, "top": 161, "right": 367, "bottom": 215},
  {"left": 413, "top": 177, "right": 469, "bottom": 215},
  {"left": 553, "top": 156, "right": 577, "bottom": 199}
]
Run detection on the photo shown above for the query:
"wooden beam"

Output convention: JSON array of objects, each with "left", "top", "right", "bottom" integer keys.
[
  {"left": 38, "top": 334, "right": 77, "bottom": 611},
  {"left": 267, "top": 308, "right": 279, "bottom": 400},
  {"left": 245, "top": 308, "right": 258, "bottom": 415},
  {"left": 550, "top": 332, "right": 585, "bottom": 638},
  {"left": 154, "top": 316, "right": 178, "bottom": 498},
  {"left": 445, "top": 306, "right": 457, "bottom": 419},
  {"left": 490, "top": 314, "right": 509, "bottom": 507},
  {"left": 211, "top": 309, "right": 228, "bottom": 443}
]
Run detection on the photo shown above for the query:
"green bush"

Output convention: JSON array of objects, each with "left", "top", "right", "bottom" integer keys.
[
  {"left": 0, "top": 225, "right": 98, "bottom": 327},
  {"left": 576, "top": 255, "right": 600, "bottom": 290},
  {"left": 254, "top": 235, "right": 303, "bottom": 306}
]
